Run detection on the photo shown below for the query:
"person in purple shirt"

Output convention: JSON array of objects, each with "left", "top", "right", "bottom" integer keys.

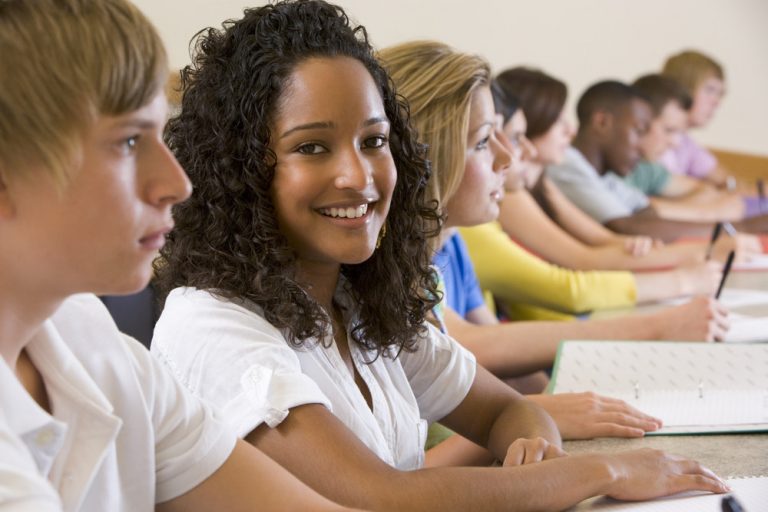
[{"left": 659, "top": 50, "right": 729, "bottom": 185}]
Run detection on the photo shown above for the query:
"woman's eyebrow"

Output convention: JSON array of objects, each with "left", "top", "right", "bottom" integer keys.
[{"left": 280, "top": 120, "right": 335, "bottom": 139}]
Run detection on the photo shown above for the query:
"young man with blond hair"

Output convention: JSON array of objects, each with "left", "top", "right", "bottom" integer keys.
[{"left": 0, "top": 1, "right": 360, "bottom": 510}]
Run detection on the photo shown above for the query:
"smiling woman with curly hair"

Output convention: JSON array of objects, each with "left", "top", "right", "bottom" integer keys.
[
  {"left": 147, "top": 0, "right": 615, "bottom": 509},
  {"left": 155, "top": 1, "right": 439, "bottom": 353}
]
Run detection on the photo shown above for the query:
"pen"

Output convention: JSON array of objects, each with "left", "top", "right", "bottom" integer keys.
[
  {"left": 758, "top": 179, "right": 766, "bottom": 213},
  {"left": 722, "top": 221, "right": 737, "bottom": 237},
  {"left": 715, "top": 250, "right": 735, "bottom": 299},
  {"left": 722, "top": 494, "right": 746, "bottom": 512},
  {"left": 705, "top": 222, "right": 723, "bottom": 261}
]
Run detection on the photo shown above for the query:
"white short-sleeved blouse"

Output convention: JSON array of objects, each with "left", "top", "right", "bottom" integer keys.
[{"left": 151, "top": 283, "right": 476, "bottom": 470}]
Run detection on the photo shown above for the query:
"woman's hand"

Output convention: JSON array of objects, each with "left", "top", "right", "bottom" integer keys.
[
  {"left": 621, "top": 235, "right": 661, "bottom": 257},
  {"left": 600, "top": 449, "right": 729, "bottom": 501},
  {"left": 502, "top": 437, "right": 566, "bottom": 466},
  {"left": 653, "top": 296, "right": 729, "bottom": 342},
  {"left": 528, "top": 392, "right": 662, "bottom": 439}
]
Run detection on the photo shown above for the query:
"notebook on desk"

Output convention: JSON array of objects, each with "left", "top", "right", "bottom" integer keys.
[
  {"left": 550, "top": 341, "right": 768, "bottom": 434},
  {"left": 568, "top": 476, "right": 768, "bottom": 511}
]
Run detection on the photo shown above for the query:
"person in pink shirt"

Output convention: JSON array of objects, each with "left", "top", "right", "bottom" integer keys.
[{"left": 659, "top": 50, "right": 729, "bottom": 185}]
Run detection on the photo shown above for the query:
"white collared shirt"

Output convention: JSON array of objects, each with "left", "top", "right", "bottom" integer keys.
[
  {"left": 0, "top": 294, "right": 236, "bottom": 511},
  {"left": 152, "top": 284, "right": 476, "bottom": 470}
]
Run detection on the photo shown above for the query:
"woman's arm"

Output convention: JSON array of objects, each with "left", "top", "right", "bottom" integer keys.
[
  {"left": 460, "top": 223, "right": 637, "bottom": 314},
  {"left": 532, "top": 174, "right": 621, "bottom": 246},
  {"left": 157, "top": 439, "right": 362, "bottom": 512},
  {"left": 498, "top": 187, "right": 710, "bottom": 271},
  {"left": 649, "top": 193, "right": 745, "bottom": 222},
  {"left": 445, "top": 297, "right": 728, "bottom": 377},
  {"left": 243, "top": 384, "right": 725, "bottom": 511}
]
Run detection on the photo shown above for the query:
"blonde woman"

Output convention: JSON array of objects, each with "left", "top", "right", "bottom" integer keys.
[{"left": 381, "top": 42, "right": 728, "bottom": 382}]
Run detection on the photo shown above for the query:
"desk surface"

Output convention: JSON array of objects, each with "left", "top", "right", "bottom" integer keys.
[
  {"left": 567, "top": 269, "right": 768, "bottom": 479},
  {"left": 565, "top": 434, "right": 768, "bottom": 478}
]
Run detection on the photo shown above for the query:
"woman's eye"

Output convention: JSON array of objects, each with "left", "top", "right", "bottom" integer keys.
[
  {"left": 475, "top": 136, "right": 490, "bottom": 150},
  {"left": 296, "top": 143, "right": 326, "bottom": 155},
  {"left": 363, "top": 135, "right": 388, "bottom": 149}
]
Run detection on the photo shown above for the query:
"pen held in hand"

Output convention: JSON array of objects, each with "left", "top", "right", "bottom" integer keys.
[
  {"left": 714, "top": 250, "right": 735, "bottom": 299},
  {"left": 705, "top": 222, "right": 723, "bottom": 261}
]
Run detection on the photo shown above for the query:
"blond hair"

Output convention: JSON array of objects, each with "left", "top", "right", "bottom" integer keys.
[
  {"left": 378, "top": 41, "right": 490, "bottom": 214},
  {"left": 662, "top": 50, "right": 724, "bottom": 96},
  {"left": 0, "top": 0, "right": 168, "bottom": 185}
]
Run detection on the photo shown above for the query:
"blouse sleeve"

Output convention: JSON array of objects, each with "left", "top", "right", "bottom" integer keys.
[
  {"left": 151, "top": 289, "right": 331, "bottom": 438},
  {"left": 459, "top": 222, "right": 637, "bottom": 315},
  {"left": 400, "top": 323, "right": 476, "bottom": 424}
]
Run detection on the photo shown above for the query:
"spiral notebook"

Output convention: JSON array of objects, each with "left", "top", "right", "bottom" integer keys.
[
  {"left": 568, "top": 476, "right": 768, "bottom": 511},
  {"left": 549, "top": 341, "right": 768, "bottom": 434}
]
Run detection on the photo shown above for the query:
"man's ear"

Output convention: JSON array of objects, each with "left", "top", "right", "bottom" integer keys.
[
  {"left": 0, "top": 169, "right": 16, "bottom": 219},
  {"left": 591, "top": 110, "right": 614, "bottom": 137}
]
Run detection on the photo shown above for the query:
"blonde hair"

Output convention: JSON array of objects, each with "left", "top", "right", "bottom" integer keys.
[
  {"left": 0, "top": 0, "right": 168, "bottom": 185},
  {"left": 378, "top": 41, "right": 490, "bottom": 213},
  {"left": 662, "top": 50, "right": 724, "bottom": 95}
]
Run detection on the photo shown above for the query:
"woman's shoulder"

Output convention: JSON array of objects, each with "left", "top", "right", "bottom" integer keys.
[{"left": 154, "top": 286, "right": 288, "bottom": 352}]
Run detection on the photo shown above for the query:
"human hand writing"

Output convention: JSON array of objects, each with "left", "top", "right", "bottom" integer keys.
[{"left": 653, "top": 296, "right": 729, "bottom": 342}]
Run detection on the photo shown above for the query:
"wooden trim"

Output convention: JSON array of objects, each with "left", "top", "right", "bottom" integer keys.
[{"left": 709, "top": 147, "right": 768, "bottom": 182}]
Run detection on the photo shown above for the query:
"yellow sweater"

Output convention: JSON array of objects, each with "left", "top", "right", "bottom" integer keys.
[{"left": 459, "top": 222, "right": 637, "bottom": 320}]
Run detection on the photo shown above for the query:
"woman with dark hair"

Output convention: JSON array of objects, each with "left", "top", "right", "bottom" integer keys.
[
  {"left": 149, "top": 1, "right": 596, "bottom": 509},
  {"left": 149, "top": 1, "right": 730, "bottom": 507},
  {"left": 488, "top": 67, "right": 747, "bottom": 275}
]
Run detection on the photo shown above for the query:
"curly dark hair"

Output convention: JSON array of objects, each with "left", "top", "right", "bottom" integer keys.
[{"left": 157, "top": 0, "right": 441, "bottom": 357}]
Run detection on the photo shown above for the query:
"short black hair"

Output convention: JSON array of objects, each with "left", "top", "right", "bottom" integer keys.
[{"left": 576, "top": 80, "right": 648, "bottom": 126}]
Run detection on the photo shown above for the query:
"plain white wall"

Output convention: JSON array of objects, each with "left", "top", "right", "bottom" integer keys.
[{"left": 135, "top": 0, "right": 768, "bottom": 157}]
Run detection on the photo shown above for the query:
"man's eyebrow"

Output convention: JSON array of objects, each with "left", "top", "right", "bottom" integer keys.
[
  {"left": 280, "top": 121, "right": 335, "bottom": 139},
  {"left": 110, "top": 118, "right": 160, "bottom": 130}
]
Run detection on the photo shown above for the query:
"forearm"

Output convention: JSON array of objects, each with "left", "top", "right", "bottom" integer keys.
[
  {"left": 650, "top": 196, "right": 744, "bottom": 222},
  {"left": 633, "top": 269, "right": 696, "bottom": 303},
  {"left": 485, "top": 396, "right": 561, "bottom": 457},
  {"left": 388, "top": 455, "right": 616, "bottom": 512},
  {"left": 450, "top": 316, "right": 662, "bottom": 377},
  {"left": 734, "top": 213, "right": 768, "bottom": 234},
  {"left": 605, "top": 214, "right": 715, "bottom": 243},
  {"left": 157, "top": 439, "right": 359, "bottom": 512},
  {"left": 583, "top": 242, "right": 705, "bottom": 271}
]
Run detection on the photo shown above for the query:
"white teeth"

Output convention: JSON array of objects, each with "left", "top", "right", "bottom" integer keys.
[{"left": 320, "top": 203, "right": 369, "bottom": 219}]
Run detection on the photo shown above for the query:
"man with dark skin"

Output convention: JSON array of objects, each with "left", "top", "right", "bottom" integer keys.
[{"left": 547, "top": 80, "right": 768, "bottom": 243}]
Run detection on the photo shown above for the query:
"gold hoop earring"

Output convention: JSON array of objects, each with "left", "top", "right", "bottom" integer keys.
[{"left": 376, "top": 223, "right": 387, "bottom": 249}]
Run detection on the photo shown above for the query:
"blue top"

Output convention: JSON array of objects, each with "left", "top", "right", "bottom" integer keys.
[{"left": 432, "top": 231, "right": 485, "bottom": 318}]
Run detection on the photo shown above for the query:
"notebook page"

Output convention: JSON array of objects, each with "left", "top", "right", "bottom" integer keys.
[
  {"left": 735, "top": 253, "right": 768, "bottom": 271},
  {"left": 611, "top": 389, "right": 768, "bottom": 427},
  {"left": 568, "top": 476, "right": 768, "bottom": 511},
  {"left": 656, "top": 288, "right": 768, "bottom": 308},
  {"left": 551, "top": 342, "right": 768, "bottom": 394},
  {"left": 726, "top": 313, "right": 768, "bottom": 343}
]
